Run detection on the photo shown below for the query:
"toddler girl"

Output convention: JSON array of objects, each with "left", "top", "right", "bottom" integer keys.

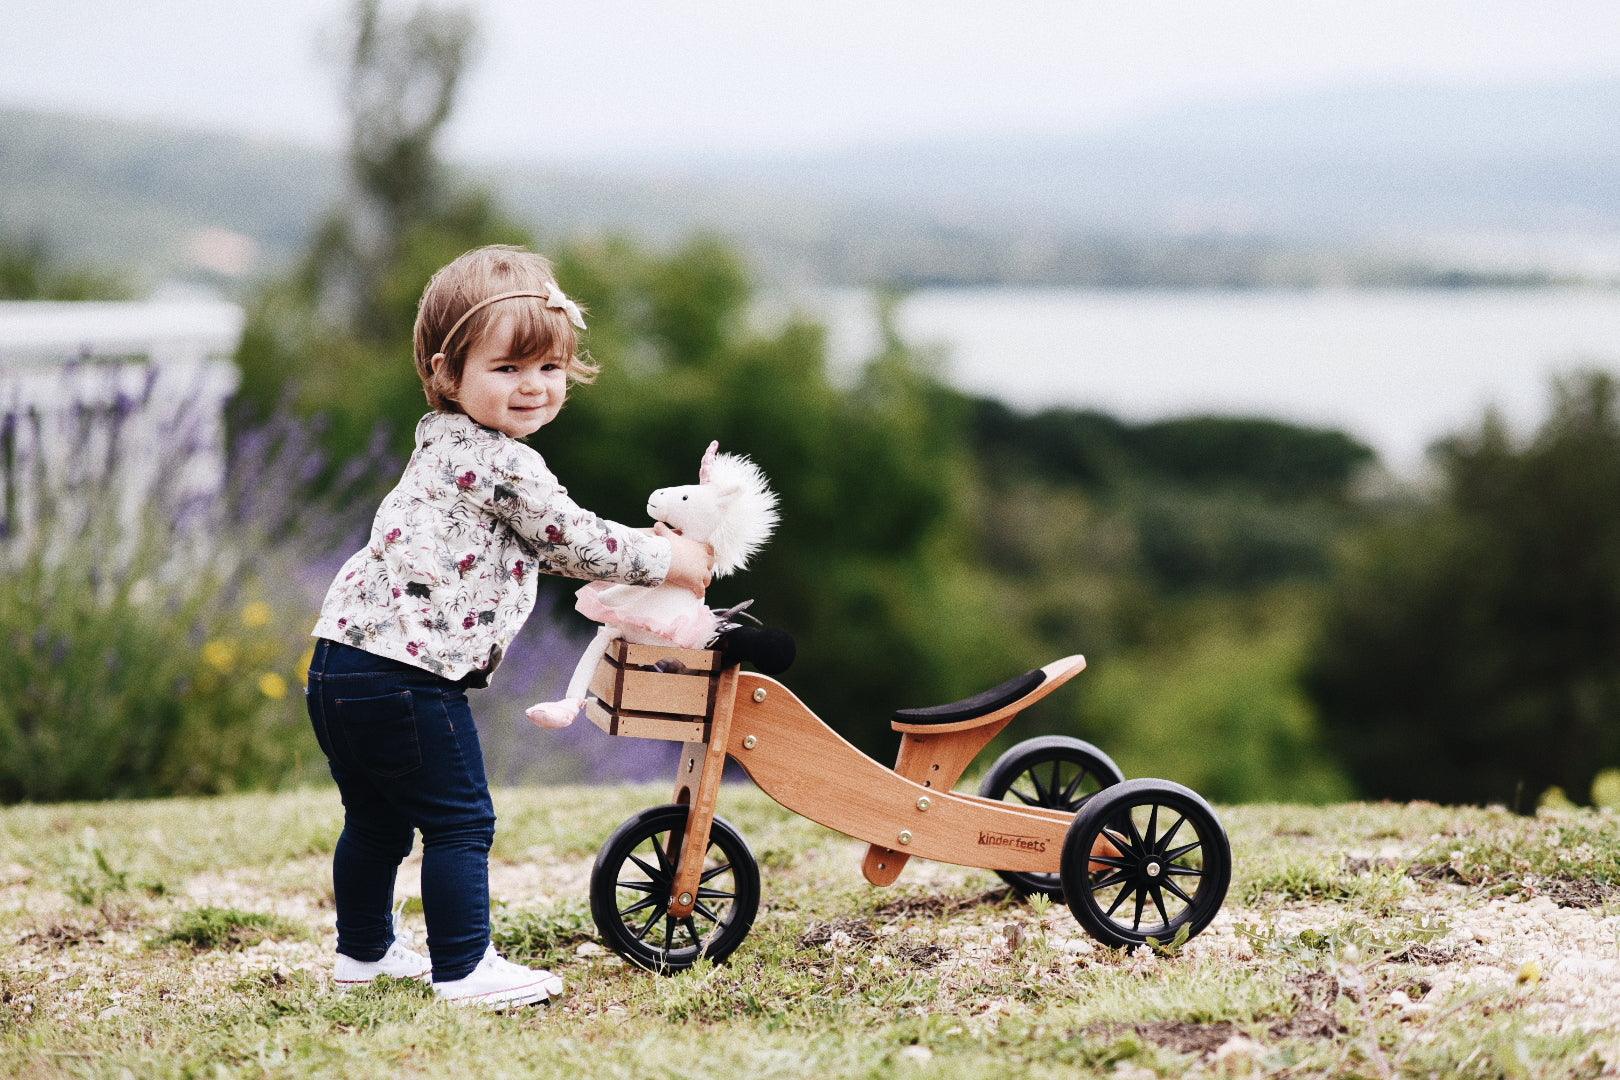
[{"left": 304, "top": 244, "right": 713, "bottom": 1007}]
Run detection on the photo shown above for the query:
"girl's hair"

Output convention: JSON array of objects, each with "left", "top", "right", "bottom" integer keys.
[{"left": 412, "top": 245, "right": 599, "bottom": 412}]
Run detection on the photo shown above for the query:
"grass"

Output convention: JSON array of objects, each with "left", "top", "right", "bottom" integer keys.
[{"left": 2, "top": 785, "right": 1619, "bottom": 1077}]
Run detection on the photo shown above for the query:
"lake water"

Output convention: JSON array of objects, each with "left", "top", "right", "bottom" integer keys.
[{"left": 803, "top": 287, "right": 1620, "bottom": 473}]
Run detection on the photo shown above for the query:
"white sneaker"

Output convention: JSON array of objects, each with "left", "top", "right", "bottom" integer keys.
[
  {"left": 334, "top": 909, "right": 431, "bottom": 987},
  {"left": 432, "top": 944, "right": 564, "bottom": 1009}
]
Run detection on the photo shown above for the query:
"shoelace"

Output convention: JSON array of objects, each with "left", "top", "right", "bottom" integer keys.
[
  {"left": 387, "top": 900, "right": 419, "bottom": 957},
  {"left": 483, "top": 944, "right": 554, "bottom": 980}
]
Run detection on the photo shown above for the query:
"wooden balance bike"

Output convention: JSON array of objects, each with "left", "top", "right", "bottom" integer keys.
[{"left": 584, "top": 640, "right": 1232, "bottom": 972}]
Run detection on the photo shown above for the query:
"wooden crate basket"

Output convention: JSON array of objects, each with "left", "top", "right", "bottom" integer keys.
[{"left": 584, "top": 639, "right": 725, "bottom": 742}]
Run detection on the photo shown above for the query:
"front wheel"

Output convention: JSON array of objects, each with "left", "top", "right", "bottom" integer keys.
[
  {"left": 978, "top": 736, "right": 1125, "bottom": 899},
  {"left": 589, "top": 804, "right": 761, "bottom": 973},
  {"left": 1059, "top": 778, "right": 1231, "bottom": 949}
]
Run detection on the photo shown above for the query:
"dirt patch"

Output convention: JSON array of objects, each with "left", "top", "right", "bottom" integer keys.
[
  {"left": 889, "top": 941, "right": 950, "bottom": 968},
  {"left": 1406, "top": 862, "right": 1619, "bottom": 908},
  {"left": 1534, "top": 877, "right": 1620, "bottom": 909},
  {"left": 1343, "top": 856, "right": 1405, "bottom": 874},
  {"left": 1386, "top": 943, "right": 1465, "bottom": 965},
  {"left": 1407, "top": 862, "right": 1471, "bottom": 885},
  {"left": 18, "top": 915, "right": 136, "bottom": 949},
  {"left": 1268, "top": 971, "right": 1347, "bottom": 1040},
  {"left": 872, "top": 888, "right": 1011, "bottom": 919},
  {"left": 799, "top": 918, "right": 878, "bottom": 949},
  {"left": 1089, "top": 1020, "right": 1243, "bottom": 1056}
]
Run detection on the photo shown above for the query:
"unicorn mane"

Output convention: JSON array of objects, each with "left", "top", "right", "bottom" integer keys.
[{"left": 704, "top": 450, "right": 779, "bottom": 578}]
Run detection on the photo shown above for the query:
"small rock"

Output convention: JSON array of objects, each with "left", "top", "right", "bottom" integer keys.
[{"left": 574, "top": 941, "right": 605, "bottom": 958}]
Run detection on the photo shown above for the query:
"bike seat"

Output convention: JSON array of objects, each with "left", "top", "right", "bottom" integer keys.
[{"left": 891, "top": 669, "right": 1046, "bottom": 726}]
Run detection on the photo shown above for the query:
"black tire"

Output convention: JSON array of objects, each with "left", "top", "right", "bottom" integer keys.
[
  {"left": 978, "top": 736, "right": 1125, "bottom": 899},
  {"left": 1059, "top": 778, "right": 1231, "bottom": 949},
  {"left": 589, "top": 804, "right": 760, "bottom": 974}
]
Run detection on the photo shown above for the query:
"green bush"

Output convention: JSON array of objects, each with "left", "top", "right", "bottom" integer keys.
[{"left": 0, "top": 513, "right": 316, "bottom": 802}]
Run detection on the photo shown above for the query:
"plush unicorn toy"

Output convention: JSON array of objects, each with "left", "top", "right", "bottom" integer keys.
[{"left": 526, "top": 441, "right": 778, "bottom": 729}]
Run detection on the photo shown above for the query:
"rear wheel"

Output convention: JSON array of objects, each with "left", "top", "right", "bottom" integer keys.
[
  {"left": 589, "top": 805, "right": 760, "bottom": 973},
  {"left": 1058, "top": 778, "right": 1231, "bottom": 949},
  {"left": 978, "top": 736, "right": 1125, "bottom": 899}
]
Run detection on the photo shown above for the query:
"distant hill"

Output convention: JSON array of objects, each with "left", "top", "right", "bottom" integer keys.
[{"left": 2, "top": 78, "right": 1616, "bottom": 291}]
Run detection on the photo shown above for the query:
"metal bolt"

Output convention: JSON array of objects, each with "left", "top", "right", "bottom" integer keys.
[
  {"left": 678, "top": 892, "right": 692, "bottom": 905},
  {"left": 752, "top": 688, "right": 767, "bottom": 702},
  {"left": 916, "top": 796, "right": 931, "bottom": 811},
  {"left": 743, "top": 735, "right": 758, "bottom": 749},
  {"left": 1145, "top": 862, "right": 1161, "bottom": 878},
  {"left": 897, "top": 829, "right": 913, "bottom": 845}
]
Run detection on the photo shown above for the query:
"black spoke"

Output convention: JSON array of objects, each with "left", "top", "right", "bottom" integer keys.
[
  {"left": 699, "top": 862, "right": 732, "bottom": 883},
  {"left": 662, "top": 917, "right": 674, "bottom": 954},
  {"left": 1103, "top": 827, "right": 1135, "bottom": 858},
  {"left": 1149, "top": 884, "right": 1170, "bottom": 928},
  {"left": 635, "top": 906, "right": 662, "bottom": 941},
  {"left": 1104, "top": 882, "right": 1134, "bottom": 918},
  {"left": 1009, "top": 786, "right": 1040, "bottom": 806},
  {"left": 651, "top": 834, "right": 670, "bottom": 873},
  {"left": 1028, "top": 767, "right": 1051, "bottom": 805},
  {"left": 1049, "top": 762, "right": 1061, "bottom": 804},
  {"left": 693, "top": 900, "right": 722, "bottom": 925},
  {"left": 1124, "top": 811, "right": 1146, "bottom": 854},
  {"left": 1164, "top": 840, "right": 1202, "bottom": 863},
  {"left": 619, "top": 895, "right": 660, "bottom": 918},
  {"left": 1089, "top": 855, "right": 1132, "bottom": 869},
  {"left": 1157, "top": 814, "right": 1187, "bottom": 852},
  {"left": 684, "top": 917, "right": 703, "bottom": 949},
  {"left": 1059, "top": 767, "right": 1089, "bottom": 806},
  {"left": 1131, "top": 888, "right": 1146, "bottom": 931},
  {"left": 696, "top": 886, "right": 734, "bottom": 900},
  {"left": 1091, "top": 868, "right": 1131, "bottom": 891},
  {"left": 1145, "top": 804, "right": 1160, "bottom": 848},
  {"left": 1163, "top": 878, "right": 1195, "bottom": 906},
  {"left": 628, "top": 854, "right": 663, "bottom": 882},
  {"left": 617, "top": 879, "right": 656, "bottom": 893},
  {"left": 1165, "top": 865, "right": 1203, "bottom": 878}
]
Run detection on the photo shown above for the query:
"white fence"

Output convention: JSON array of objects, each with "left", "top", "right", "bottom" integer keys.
[{"left": 0, "top": 300, "right": 243, "bottom": 563}]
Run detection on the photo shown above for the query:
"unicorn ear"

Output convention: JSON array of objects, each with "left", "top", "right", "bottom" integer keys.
[
  {"left": 714, "top": 479, "right": 744, "bottom": 502},
  {"left": 699, "top": 441, "right": 720, "bottom": 484}
]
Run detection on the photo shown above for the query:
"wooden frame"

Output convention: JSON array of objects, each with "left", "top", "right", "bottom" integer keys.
[{"left": 585, "top": 647, "right": 1092, "bottom": 920}]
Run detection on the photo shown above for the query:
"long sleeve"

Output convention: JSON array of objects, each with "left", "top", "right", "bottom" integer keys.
[{"left": 456, "top": 440, "right": 672, "bottom": 588}]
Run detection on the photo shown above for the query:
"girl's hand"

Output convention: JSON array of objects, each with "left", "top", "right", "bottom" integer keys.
[{"left": 656, "top": 523, "right": 714, "bottom": 596}]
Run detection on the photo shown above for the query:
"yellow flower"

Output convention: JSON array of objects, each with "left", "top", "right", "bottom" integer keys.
[
  {"left": 240, "top": 601, "right": 273, "bottom": 629},
  {"left": 202, "top": 639, "right": 239, "bottom": 673},
  {"left": 258, "top": 672, "right": 289, "bottom": 700}
]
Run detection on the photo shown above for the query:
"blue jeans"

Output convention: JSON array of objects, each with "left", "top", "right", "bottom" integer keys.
[{"left": 305, "top": 638, "right": 496, "bottom": 982}]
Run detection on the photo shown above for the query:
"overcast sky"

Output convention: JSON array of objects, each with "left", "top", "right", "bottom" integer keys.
[{"left": 6, "top": 1, "right": 1620, "bottom": 162}]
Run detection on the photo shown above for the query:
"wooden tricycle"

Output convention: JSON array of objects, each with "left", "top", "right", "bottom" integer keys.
[{"left": 584, "top": 640, "right": 1232, "bottom": 972}]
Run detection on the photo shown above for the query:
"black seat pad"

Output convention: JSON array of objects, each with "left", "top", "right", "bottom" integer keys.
[{"left": 892, "top": 669, "right": 1046, "bottom": 725}]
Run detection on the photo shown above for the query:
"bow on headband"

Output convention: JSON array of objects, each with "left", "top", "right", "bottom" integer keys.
[{"left": 543, "top": 285, "right": 587, "bottom": 331}]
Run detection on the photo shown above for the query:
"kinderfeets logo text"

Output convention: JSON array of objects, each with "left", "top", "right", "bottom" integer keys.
[{"left": 977, "top": 830, "right": 1046, "bottom": 852}]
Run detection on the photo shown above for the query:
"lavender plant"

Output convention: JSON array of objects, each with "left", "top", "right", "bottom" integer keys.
[{"left": 0, "top": 362, "right": 395, "bottom": 802}]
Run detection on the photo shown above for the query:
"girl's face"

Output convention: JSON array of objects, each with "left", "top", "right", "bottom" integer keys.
[{"left": 448, "top": 312, "right": 569, "bottom": 438}]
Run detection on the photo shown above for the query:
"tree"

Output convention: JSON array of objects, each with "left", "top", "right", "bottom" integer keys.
[
  {"left": 1306, "top": 371, "right": 1620, "bottom": 805},
  {"left": 235, "top": 0, "right": 531, "bottom": 465}
]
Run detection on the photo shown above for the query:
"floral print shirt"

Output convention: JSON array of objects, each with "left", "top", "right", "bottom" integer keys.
[{"left": 312, "top": 411, "right": 671, "bottom": 684}]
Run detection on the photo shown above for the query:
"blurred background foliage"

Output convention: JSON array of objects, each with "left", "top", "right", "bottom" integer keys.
[{"left": 6, "top": 0, "right": 1618, "bottom": 807}]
